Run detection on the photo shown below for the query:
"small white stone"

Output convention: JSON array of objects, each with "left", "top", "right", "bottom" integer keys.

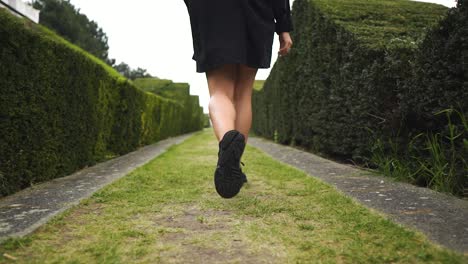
[
  {"left": 380, "top": 180, "right": 384, "bottom": 184},
  {"left": 28, "top": 209, "right": 49, "bottom": 213},
  {"left": 0, "top": 222, "right": 12, "bottom": 232},
  {"left": 364, "top": 200, "right": 371, "bottom": 202}
]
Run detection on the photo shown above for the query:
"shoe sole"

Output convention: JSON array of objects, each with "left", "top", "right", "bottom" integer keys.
[
  {"left": 214, "top": 166, "right": 243, "bottom": 198},
  {"left": 214, "top": 130, "right": 245, "bottom": 199}
]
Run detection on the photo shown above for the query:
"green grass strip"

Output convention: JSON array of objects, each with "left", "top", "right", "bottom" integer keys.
[
  {"left": 1, "top": 128, "right": 466, "bottom": 263},
  {"left": 253, "top": 80, "right": 265, "bottom": 91}
]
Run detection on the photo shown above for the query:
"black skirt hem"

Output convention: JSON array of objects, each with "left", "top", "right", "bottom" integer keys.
[{"left": 194, "top": 58, "right": 271, "bottom": 73}]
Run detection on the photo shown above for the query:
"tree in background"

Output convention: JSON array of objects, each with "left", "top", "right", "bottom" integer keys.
[
  {"left": 32, "top": 0, "right": 114, "bottom": 65},
  {"left": 113, "top": 62, "right": 153, "bottom": 80}
]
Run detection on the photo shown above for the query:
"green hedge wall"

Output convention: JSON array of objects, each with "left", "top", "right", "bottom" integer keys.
[
  {"left": 399, "top": 0, "right": 467, "bottom": 192},
  {"left": 133, "top": 78, "right": 208, "bottom": 132},
  {"left": 0, "top": 9, "right": 205, "bottom": 197},
  {"left": 402, "top": 0, "right": 467, "bottom": 131},
  {"left": 252, "top": 0, "right": 467, "bottom": 194},
  {"left": 254, "top": 0, "right": 448, "bottom": 156}
]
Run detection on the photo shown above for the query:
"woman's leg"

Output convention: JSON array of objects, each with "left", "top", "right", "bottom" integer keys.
[
  {"left": 233, "top": 64, "right": 258, "bottom": 144},
  {"left": 206, "top": 64, "right": 239, "bottom": 142}
]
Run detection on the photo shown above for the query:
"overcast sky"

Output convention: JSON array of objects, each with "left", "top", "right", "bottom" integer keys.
[{"left": 63, "top": 0, "right": 457, "bottom": 113}]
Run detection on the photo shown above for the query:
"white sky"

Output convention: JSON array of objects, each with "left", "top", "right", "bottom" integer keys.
[{"left": 61, "top": 0, "right": 456, "bottom": 113}]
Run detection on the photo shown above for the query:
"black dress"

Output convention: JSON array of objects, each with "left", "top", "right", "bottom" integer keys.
[{"left": 183, "top": 0, "right": 293, "bottom": 73}]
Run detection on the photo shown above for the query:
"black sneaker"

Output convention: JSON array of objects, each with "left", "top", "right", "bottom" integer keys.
[
  {"left": 236, "top": 134, "right": 248, "bottom": 183},
  {"left": 240, "top": 161, "right": 248, "bottom": 183},
  {"left": 214, "top": 130, "right": 246, "bottom": 198},
  {"left": 217, "top": 136, "right": 248, "bottom": 183},
  {"left": 231, "top": 132, "right": 248, "bottom": 184}
]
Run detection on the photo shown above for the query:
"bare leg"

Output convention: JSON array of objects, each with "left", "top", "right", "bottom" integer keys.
[
  {"left": 206, "top": 64, "right": 238, "bottom": 142},
  {"left": 233, "top": 64, "right": 258, "bottom": 144}
]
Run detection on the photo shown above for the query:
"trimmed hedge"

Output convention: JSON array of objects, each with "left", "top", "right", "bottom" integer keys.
[
  {"left": 133, "top": 78, "right": 209, "bottom": 132},
  {"left": 402, "top": 0, "right": 467, "bottom": 129},
  {"left": 0, "top": 9, "right": 205, "bottom": 197},
  {"left": 252, "top": 0, "right": 467, "bottom": 194},
  {"left": 399, "top": 0, "right": 467, "bottom": 192}
]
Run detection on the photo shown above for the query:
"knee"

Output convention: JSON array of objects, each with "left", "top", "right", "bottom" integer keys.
[
  {"left": 209, "top": 93, "right": 235, "bottom": 109},
  {"left": 234, "top": 67, "right": 256, "bottom": 99},
  {"left": 207, "top": 81, "right": 236, "bottom": 104},
  {"left": 233, "top": 83, "right": 253, "bottom": 103}
]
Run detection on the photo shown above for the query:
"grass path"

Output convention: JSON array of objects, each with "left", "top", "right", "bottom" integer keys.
[{"left": 1, "top": 128, "right": 467, "bottom": 263}]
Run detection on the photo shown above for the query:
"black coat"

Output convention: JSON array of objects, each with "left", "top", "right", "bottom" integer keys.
[{"left": 183, "top": 0, "right": 293, "bottom": 73}]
